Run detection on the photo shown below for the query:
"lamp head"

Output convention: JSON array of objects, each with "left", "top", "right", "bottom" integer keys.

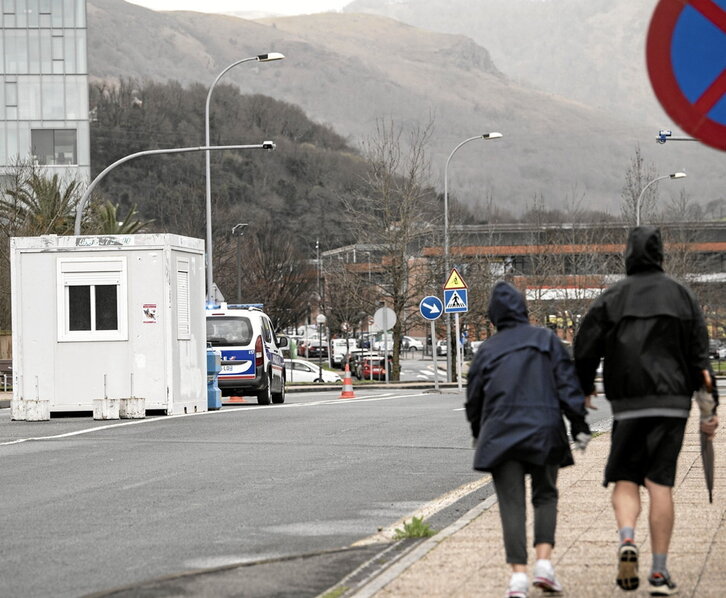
[
  {"left": 670, "top": 172, "right": 687, "bottom": 179},
  {"left": 232, "top": 223, "right": 248, "bottom": 236},
  {"left": 257, "top": 52, "right": 285, "bottom": 62},
  {"left": 483, "top": 132, "right": 503, "bottom": 139},
  {"left": 262, "top": 140, "right": 276, "bottom": 151}
]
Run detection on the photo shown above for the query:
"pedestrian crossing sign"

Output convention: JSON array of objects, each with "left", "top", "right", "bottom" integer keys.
[
  {"left": 444, "top": 288, "right": 468, "bottom": 313},
  {"left": 443, "top": 267, "right": 467, "bottom": 290}
]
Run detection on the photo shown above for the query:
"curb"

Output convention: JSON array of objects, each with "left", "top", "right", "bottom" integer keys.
[
  {"left": 342, "top": 493, "right": 499, "bottom": 598},
  {"left": 322, "top": 416, "right": 616, "bottom": 598}
]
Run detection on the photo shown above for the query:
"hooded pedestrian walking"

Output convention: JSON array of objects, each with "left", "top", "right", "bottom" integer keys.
[
  {"left": 466, "top": 281, "right": 591, "bottom": 598},
  {"left": 574, "top": 226, "right": 719, "bottom": 596}
]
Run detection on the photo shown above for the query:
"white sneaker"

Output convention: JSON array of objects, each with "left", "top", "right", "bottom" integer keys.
[
  {"left": 533, "top": 559, "right": 564, "bottom": 594},
  {"left": 507, "top": 572, "right": 529, "bottom": 598}
]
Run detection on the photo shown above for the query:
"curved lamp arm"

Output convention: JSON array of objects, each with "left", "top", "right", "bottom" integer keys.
[
  {"left": 73, "top": 142, "right": 275, "bottom": 235},
  {"left": 635, "top": 171, "right": 686, "bottom": 226}
]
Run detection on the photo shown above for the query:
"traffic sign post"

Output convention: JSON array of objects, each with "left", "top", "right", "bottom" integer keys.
[
  {"left": 646, "top": 0, "right": 726, "bottom": 151},
  {"left": 419, "top": 296, "right": 443, "bottom": 392},
  {"left": 419, "top": 296, "right": 443, "bottom": 320},
  {"left": 443, "top": 268, "right": 469, "bottom": 391},
  {"left": 443, "top": 288, "right": 468, "bottom": 313},
  {"left": 373, "top": 306, "right": 396, "bottom": 383}
]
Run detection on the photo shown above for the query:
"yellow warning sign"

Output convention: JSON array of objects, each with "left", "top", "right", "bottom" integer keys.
[{"left": 443, "top": 267, "right": 467, "bottom": 290}]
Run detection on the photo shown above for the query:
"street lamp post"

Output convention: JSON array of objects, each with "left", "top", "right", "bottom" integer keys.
[
  {"left": 635, "top": 172, "right": 687, "bottom": 226},
  {"left": 316, "top": 313, "right": 326, "bottom": 381},
  {"left": 205, "top": 52, "right": 285, "bottom": 304},
  {"left": 443, "top": 132, "right": 502, "bottom": 383},
  {"left": 232, "top": 223, "right": 248, "bottom": 303}
]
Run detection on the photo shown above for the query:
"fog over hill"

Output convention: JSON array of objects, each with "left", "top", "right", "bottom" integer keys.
[
  {"left": 345, "top": 0, "right": 666, "bottom": 126},
  {"left": 87, "top": 0, "right": 725, "bottom": 216}
]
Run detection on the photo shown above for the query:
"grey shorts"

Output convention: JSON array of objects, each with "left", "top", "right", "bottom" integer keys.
[{"left": 604, "top": 417, "right": 687, "bottom": 487}]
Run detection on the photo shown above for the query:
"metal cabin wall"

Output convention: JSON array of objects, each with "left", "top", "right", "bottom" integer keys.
[
  {"left": 10, "top": 234, "right": 206, "bottom": 415},
  {"left": 167, "top": 246, "right": 206, "bottom": 415}
]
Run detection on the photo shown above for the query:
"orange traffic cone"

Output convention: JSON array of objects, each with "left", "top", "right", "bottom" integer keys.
[{"left": 339, "top": 363, "right": 356, "bottom": 399}]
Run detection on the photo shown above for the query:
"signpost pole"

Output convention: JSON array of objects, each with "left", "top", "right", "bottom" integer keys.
[
  {"left": 383, "top": 309, "right": 389, "bottom": 384},
  {"left": 419, "top": 295, "right": 444, "bottom": 392},
  {"left": 455, "top": 313, "right": 463, "bottom": 392},
  {"left": 431, "top": 320, "right": 440, "bottom": 392}
]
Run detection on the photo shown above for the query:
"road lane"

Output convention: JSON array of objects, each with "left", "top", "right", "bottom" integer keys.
[
  {"left": 0, "top": 389, "right": 479, "bottom": 597},
  {"left": 0, "top": 380, "right": 618, "bottom": 598}
]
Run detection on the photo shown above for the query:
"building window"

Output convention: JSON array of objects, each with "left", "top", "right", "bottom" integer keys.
[
  {"left": 57, "top": 258, "right": 128, "bottom": 342},
  {"left": 5, "top": 80, "right": 18, "bottom": 119},
  {"left": 31, "top": 128, "right": 77, "bottom": 165},
  {"left": 41, "top": 78, "right": 64, "bottom": 118}
]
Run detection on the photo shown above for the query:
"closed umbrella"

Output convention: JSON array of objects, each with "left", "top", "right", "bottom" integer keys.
[{"left": 694, "top": 388, "right": 716, "bottom": 504}]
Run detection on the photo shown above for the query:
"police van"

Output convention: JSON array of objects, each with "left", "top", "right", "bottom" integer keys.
[{"left": 206, "top": 303, "right": 288, "bottom": 405}]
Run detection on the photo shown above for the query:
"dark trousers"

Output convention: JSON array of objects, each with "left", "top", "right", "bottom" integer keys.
[{"left": 491, "top": 460, "right": 559, "bottom": 564}]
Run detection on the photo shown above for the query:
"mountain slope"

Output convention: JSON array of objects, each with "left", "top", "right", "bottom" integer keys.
[
  {"left": 87, "top": 0, "right": 725, "bottom": 215},
  {"left": 345, "top": 0, "right": 664, "bottom": 126}
]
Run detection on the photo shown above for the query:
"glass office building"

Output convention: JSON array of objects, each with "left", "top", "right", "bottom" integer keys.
[{"left": 0, "top": 0, "right": 90, "bottom": 183}]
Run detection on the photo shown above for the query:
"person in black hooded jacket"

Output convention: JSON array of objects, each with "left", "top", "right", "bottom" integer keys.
[
  {"left": 466, "top": 281, "right": 590, "bottom": 598},
  {"left": 574, "top": 226, "right": 719, "bottom": 596}
]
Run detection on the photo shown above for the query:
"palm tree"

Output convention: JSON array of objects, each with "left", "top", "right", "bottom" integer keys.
[
  {"left": 88, "top": 201, "right": 153, "bottom": 234},
  {"left": 1, "top": 172, "right": 80, "bottom": 236}
]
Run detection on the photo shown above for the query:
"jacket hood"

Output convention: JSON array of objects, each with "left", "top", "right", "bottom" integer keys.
[
  {"left": 625, "top": 226, "right": 664, "bottom": 275},
  {"left": 487, "top": 281, "right": 528, "bottom": 328}
]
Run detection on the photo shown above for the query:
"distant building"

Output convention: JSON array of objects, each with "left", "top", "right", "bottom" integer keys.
[
  {"left": 0, "top": 0, "right": 90, "bottom": 184},
  {"left": 322, "top": 222, "right": 726, "bottom": 341}
]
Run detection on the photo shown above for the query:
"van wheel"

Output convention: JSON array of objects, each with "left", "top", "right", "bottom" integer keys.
[
  {"left": 272, "top": 375, "right": 285, "bottom": 404},
  {"left": 256, "top": 373, "right": 272, "bottom": 405}
]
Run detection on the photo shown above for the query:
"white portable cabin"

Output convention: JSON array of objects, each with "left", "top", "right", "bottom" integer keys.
[{"left": 10, "top": 234, "right": 207, "bottom": 418}]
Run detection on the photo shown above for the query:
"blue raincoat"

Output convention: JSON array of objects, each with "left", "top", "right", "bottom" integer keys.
[{"left": 465, "top": 281, "right": 589, "bottom": 472}]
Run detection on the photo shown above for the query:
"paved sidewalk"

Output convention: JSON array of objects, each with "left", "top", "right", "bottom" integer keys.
[{"left": 361, "top": 405, "right": 725, "bottom": 598}]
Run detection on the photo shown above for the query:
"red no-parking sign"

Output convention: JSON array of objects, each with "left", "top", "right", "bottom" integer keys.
[{"left": 646, "top": 0, "right": 726, "bottom": 151}]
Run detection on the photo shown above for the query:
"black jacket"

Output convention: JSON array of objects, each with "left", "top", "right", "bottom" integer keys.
[
  {"left": 574, "top": 226, "right": 710, "bottom": 418},
  {"left": 465, "top": 281, "right": 589, "bottom": 472}
]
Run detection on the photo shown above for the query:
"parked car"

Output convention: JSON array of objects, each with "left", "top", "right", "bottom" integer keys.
[
  {"left": 372, "top": 333, "right": 394, "bottom": 351},
  {"left": 356, "top": 334, "right": 372, "bottom": 349},
  {"left": 206, "top": 304, "right": 288, "bottom": 405},
  {"left": 469, "top": 340, "right": 484, "bottom": 356},
  {"left": 709, "top": 340, "right": 725, "bottom": 360},
  {"left": 300, "top": 340, "right": 329, "bottom": 359},
  {"left": 330, "top": 338, "right": 353, "bottom": 367},
  {"left": 357, "top": 357, "right": 387, "bottom": 381},
  {"left": 436, "top": 340, "right": 448, "bottom": 356},
  {"left": 285, "top": 358, "right": 341, "bottom": 383},
  {"left": 348, "top": 350, "right": 381, "bottom": 375},
  {"left": 402, "top": 336, "right": 424, "bottom": 351}
]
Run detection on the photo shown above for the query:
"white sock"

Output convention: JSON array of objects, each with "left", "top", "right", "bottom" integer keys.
[
  {"left": 510, "top": 572, "right": 528, "bottom": 587},
  {"left": 535, "top": 559, "right": 553, "bottom": 572}
]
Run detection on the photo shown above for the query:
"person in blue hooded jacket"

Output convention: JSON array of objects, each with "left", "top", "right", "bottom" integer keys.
[{"left": 466, "top": 281, "right": 590, "bottom": 598}]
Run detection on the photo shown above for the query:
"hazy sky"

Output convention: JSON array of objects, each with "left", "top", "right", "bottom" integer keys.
[{"left": 126, "top": 1, "right": 351, "bottom": 16}]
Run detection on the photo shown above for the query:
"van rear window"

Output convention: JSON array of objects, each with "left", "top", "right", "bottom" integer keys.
[{"left": 207, "top": 316, "right": 253, "bottom": 346}]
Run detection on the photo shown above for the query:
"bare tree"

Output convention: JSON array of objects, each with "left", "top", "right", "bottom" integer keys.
[
  {"left": 343, "top": 120, "right": 439, "bottom": 380},
  {"left": 322, "top": 258, "right": 375, "bottom": 342},
  {"left": 224, "top": 219, "right": 316, "bottom": 331},
  {"left": 621, "top": 144, "right": 657, "bottom": 225}
]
